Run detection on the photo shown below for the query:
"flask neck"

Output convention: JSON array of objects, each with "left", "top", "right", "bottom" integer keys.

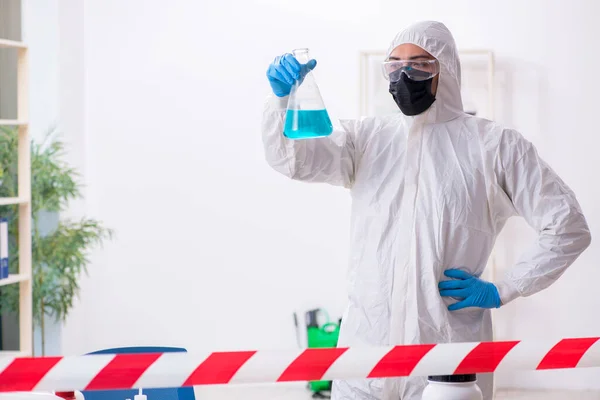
[{"left": 292, "top": 48, "right": 310, "bottom": 64}]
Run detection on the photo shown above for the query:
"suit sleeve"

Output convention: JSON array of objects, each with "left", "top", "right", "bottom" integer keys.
[
  {"left": 495, "top": 133, "right": 591, "bottom": 304},
  {"left": 261, "top": 94, "right": 357, "bottom": 188}
]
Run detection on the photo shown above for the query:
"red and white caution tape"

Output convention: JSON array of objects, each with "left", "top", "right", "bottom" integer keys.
[{"left": 1, "top": 337, "right": 600, "bottom": 392}]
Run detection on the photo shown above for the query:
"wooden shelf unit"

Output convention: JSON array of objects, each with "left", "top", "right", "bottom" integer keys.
[{"left": 0, "top": 37, "right": 32, "bottom": 357}]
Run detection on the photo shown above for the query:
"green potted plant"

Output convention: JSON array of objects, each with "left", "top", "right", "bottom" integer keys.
[{"left": 0, "top": 126, "right": 113, "bottom": 355}]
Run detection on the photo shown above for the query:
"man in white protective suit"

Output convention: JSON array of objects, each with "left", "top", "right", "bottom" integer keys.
[{"left": 262, "top": 21, "right": 591, "bottom": 400}]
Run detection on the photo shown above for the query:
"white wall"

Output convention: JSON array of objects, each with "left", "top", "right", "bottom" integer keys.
[
  {"left": 22, "top": 0, "right": 62, "bottom": 356},
  {"left": 21, "top": 0, "right": 59, "bottom": 141},
  {"left": 58, "top": 0, "right": 600, "bottom": 391},
  {"left": 56, "top": 0, "right": 87, "bottom": 358}
]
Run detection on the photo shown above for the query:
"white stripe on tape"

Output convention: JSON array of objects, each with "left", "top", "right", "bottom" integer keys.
[
  {"left": 230, "top": 350, "right": 303, "bottom": 384},
  {"left": 410, "top": 342, "right": 478, "bottom": 377},
  {"left": 0, "top": 358, "right": 15, "bottom": 375},
  {"left": 134, "top": 352, "right": 212, "bottom": 388},
  {"left": 495, "top": 340, "right": 556, "bottom": 371},
  {"left": 322, "top": 347, "right": 393, "bottom": 381},
  {"left": 576, "top": 339, "right": 600, "bottom": 368},
  {"left": 34, "top": 355, "right": 115, "bottom": 392}
]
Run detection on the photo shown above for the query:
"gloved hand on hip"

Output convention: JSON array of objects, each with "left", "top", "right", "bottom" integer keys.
[
  {"left": 266, "top": 53, "right": 317, "bottom": 97},
  {"left": 438, "top": 269, "right": 501, "bottom": 311}
]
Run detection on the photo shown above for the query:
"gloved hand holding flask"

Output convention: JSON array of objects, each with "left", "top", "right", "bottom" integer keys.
[{"left": 266, "top": 49, "right": 332, "bottom": 139}]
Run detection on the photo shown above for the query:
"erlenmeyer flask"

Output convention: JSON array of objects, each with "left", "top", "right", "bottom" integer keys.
[{"left": 284, "top": 48, "right": 333, "bottom": 140}]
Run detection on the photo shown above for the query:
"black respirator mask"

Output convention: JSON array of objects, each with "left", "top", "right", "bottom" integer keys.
[{"left": 388, "top": 69, "right": 436, "bottom": 116}]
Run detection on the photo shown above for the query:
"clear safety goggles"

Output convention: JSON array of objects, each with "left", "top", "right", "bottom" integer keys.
[{"left": 382, "top": 59, "right": 440, "bottom": 82}]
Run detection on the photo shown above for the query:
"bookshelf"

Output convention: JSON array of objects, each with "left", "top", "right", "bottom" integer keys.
[{"left": 0, "top": 37, "right": 32, "bottom": 356}]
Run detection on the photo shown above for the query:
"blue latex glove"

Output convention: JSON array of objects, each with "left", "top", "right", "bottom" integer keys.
[
  {"left": 438, "top": 269, "right": 501, "bottom": 311},
  {"left": 266, "top": 53, "right": 317, "bottom": 97}
]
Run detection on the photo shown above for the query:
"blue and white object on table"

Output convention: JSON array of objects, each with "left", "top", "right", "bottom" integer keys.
[
  {"left": 0, "top": 218, "right": 8, "bottom": 279},
  {"left": 134, "top": 388, "right": 146, "bottom": 400}
]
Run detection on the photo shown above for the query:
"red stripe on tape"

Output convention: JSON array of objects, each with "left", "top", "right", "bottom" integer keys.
[
  {"left": 368, "top": 344, "right": 435, "bottom": 378},
  {"left": 278, "top": 348, "right": 348, "bottom": 382},
  {"left": 85, "top": 353, "right": 162, "bottom": 390},
  {"left": 454, "top": 341, "right": 519, "bottom": 374},
  {"left": 537, "top": 337, "right": 600, "bottom": 370},
  {"left": 184, "top": 351, "right": 256, "bottom": 385},
  {"left": 0, "top": 357, "right": 62, "bottom": 391}
]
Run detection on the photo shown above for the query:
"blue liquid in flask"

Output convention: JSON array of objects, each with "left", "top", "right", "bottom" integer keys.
[{"left": 283, "top": 109, "right": 333, "bottom": 139}]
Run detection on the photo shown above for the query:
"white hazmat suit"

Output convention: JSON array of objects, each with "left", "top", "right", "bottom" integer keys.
[{"left": 261, "top": 21, "right": 591, "bottom": 400}]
